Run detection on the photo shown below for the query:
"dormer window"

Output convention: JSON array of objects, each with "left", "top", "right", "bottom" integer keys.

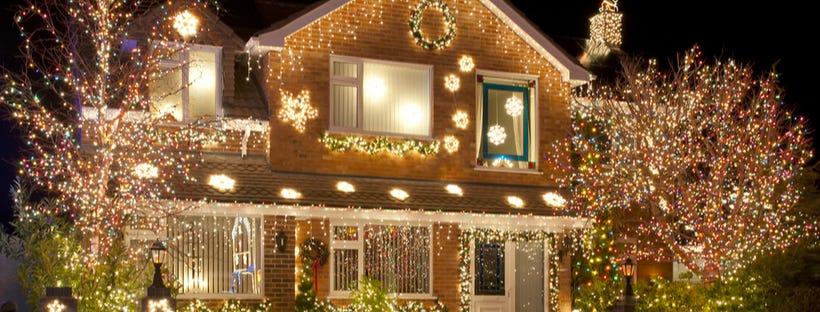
[
  {"left": 329, "top": 55, "right": 432, "bottom": 138},
  {"left": 150, "top": 42, "right": 222, "bottom": 122}
]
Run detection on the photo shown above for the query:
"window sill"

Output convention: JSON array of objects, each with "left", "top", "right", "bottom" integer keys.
[{"left": 474, "top": 166, "right": 543, "bottom": 175}]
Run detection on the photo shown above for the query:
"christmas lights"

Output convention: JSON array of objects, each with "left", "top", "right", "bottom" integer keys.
[
  {"left": 452, "top": 111, "right": 469, "bottom": 129},
  {"left": 408, "top": 0, "right": 457, "bottom": 50},
  {"left": 443, "top": 135, "right": 459, "bottom": 153},
  {"left": 278, "top": 90, "right": 318, "bottom": 133},
  {"left": 320, "top": 132, "right": 440, "bottom": 156}
]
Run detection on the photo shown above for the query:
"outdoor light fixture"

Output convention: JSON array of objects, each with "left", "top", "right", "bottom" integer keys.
[
  {"left": 141, "top": 239, "right": 175, "bottom": 312},
  {"left": 615, "top": 256, "right": 636, "bottom": 312},
  {"left": 275, "top": 230, "right": 287, "bottom": 253},
  {"left": 149, "top": 239, "right": 167, "bottom": 290}
]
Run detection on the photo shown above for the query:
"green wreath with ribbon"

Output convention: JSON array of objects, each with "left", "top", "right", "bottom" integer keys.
[
  {"left": 409, "top": 0, "right": 456, "bottom": 50},
  {"left": 300, "top": 237, "right": 329, "bottom": 266}
]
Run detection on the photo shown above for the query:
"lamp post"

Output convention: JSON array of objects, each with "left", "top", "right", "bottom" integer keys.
[
  {"left": 141, "top": 239, "right": 175, "bottom": 312},
  {"left": 614, "top": 257, "right": 636, "bottom": 312}
]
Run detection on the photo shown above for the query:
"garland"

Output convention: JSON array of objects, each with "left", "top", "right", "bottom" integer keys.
[
  {"left": 320, "top": 132, "right": 440, "bottom": 156},
  {"left": 458, "top": 229, "right": 559, "bottom": 312},
  {"left": 300, "top": 238, "right": 329, "bottom": 294},
  {"left": 178, "top": 299, "right": 273, "bottom": 312},
  {"left": 409, "top": 0, "right": 456, "bottom": 50}
]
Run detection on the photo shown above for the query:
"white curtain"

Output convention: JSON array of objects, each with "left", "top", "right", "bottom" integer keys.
[{"left": 362, "top": 62, "right": 430, "bottom": 136}]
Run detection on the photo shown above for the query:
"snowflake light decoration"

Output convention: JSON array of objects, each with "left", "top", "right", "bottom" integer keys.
[
  {"left": 443, "top": 135, "right": 459, "bottom": 153},
  {"left": 459, "top": 55, "right": 475, "bottom": 72},
  {"left": 47, "top": 300, "right": 66, "bottom": 312},
  {"left": 453, "top": 111, "right": 469, "bottom": 129},
  {"left": 173, "top": 10, "right": 199, "bottom": 38},
  {"left": 278, "top": 90, "right": 318, "bottom": 133},
  {"left": 505, "top": 96, "right": 523, "bottom": 117},
  {"left": 445, "top": 74, "right": 460, "bottom": 92},
  {"left": 487, "top": 125, "right": 506, "bottom": 145}
]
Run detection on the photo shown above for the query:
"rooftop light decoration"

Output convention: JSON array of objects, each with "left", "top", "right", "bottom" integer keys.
[
  {"left": 208, "top": 174, "right": 235, "bottom": 191},
  {"left": 173, "top": 10, "right": 199, "bottom": 38},
  {"left": 446, "top": 184, "right": 463, "bottom": 196},
  {"left": 506, "top": 196, "right": 524, "bottom": 208},
  {"left": 542, "top": 192, "right": 567, "bottom": 208},
  {"left": 281, "top": 188, "right": 302, "bottom": 199},
  {"left": 589, "top": 0, "right": 622, "bottom": 48},
  {"left": 390, "top": 188, "right": 409, "bottom": 200},
  {"left": 336, "top": 181, "right": 356, "bottom": 193}
]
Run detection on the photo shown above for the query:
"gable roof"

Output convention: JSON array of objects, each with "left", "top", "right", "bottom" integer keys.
[{"left": 247, "top": 0, "right": 592, "bottom": 85}]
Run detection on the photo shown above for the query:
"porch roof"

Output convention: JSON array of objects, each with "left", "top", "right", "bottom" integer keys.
[{"left": 175, "top": 154, "right": 576, "bottom": 218}]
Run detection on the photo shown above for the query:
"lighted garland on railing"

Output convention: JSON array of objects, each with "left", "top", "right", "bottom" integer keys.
[
  {"left": 408, "top": 0, "right": 456, "bottom": 50},
  {"left": 178, "top": 299, "right": 273, "bottom": 312},
  {"left": 458, "top": 229, "right": 559, "bottom": 312},
  {"left": 320, "top": 132, "right": 440, "bottom": 156}
]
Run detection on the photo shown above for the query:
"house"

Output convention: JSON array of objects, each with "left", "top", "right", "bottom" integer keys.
[{"left": 128, "top": 0, "right": 594, "bottom": 311}]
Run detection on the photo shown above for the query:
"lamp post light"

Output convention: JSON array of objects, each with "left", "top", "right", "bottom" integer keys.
[
  {"left": 614, "top": 257, "right": 636, "bottom": 312},
  {"left": 141, "top": 239, "right": 175, "bottom": 312}
]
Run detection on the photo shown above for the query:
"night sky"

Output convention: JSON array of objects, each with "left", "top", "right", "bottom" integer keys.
[{"left": 0, "top": 0, "right": 816, "bottom": 229}]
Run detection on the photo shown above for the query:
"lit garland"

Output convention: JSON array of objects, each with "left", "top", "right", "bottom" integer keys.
[
  {"left": 408, "top": 0, "right": 456, "bottom": 50},
  {"left": 458, "top": 229, "right": 559, "bottom": 312},
  {"left": 178, "top": 299, "right": 274, "bottom": 312},
  {"left": 320, "top": 132, "right": 440, "bottom": 156},
  {"left": 278, "top": 90, "right": 318, "bottom": 133},
  {"left": 547, "top": 46, "right": 815, "bottom": 280}
]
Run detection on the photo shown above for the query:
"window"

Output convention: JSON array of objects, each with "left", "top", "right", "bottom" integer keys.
[
  {"left": 330, "top": 56, "right": 432, "bottom": 137},
  {"left": 167, "top": 215, "right": 262, "bottom": 298},
  {"left": 475, "top": 241, "right": 505, "bottom": 295},
  {"left": 476, "top": 73, "right": 538, "bottom": 170},
  {"left": 150, "top": 42, "right": 222, "bottom": 122},
  {"left": 330, "top": 223, "right": 432, "bottom": 297}
]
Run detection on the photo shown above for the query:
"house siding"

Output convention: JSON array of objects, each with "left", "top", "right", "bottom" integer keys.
[{"left": 263, "top": 0, "right": 572, "bottom": 187}]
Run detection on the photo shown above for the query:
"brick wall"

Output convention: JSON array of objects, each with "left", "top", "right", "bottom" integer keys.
[
  {"left": 264, "top": 215, "right": 297, "bottom": 311},
  {"left": 263, "top": 0, "right": 573, "bottom": 187}
]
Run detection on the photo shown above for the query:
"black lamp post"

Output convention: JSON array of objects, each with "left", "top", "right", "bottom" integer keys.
[
  {"left": 614, "top": 257, "right": 636, "bottom": 312},
  {"left": 141, "top": 239, "right": 175, "bottom": 312},
  {"left": 149, "top": 239, "right": 168, "bottom": 294}
]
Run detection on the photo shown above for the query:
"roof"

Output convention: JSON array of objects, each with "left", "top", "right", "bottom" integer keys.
[
  {"left": 249, "top": 0, "right": 592, "bottom": 84},
  {"left": 174, "top": 154, "right": 570, "bottom": 216}
]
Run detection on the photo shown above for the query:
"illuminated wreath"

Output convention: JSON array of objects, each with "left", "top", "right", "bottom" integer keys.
[
  {"left": 408, "top": 0, "right": 456, "bottom": 50},
  {"left": 300, "top": 238, "right": 329, "bottom": 266}
]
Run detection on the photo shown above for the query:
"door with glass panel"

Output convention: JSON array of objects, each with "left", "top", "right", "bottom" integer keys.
[{"left": 473, "top": 240, "right": 547, "bottom": 312}]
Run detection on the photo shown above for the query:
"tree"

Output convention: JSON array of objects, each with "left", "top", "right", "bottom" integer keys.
[
  {"left": 0, "top": 0, "right": 222, "bottom": 263},
  {"left": 548, "top": 46, "right": 815, "bottom": 281}
]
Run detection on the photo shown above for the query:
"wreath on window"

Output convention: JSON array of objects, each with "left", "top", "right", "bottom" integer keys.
[
  {"left": 409, "top": 0, "right": 456, "bottom": 50},
  {"left": 300, "top": 237, "right": 329, "bottom": 266}
]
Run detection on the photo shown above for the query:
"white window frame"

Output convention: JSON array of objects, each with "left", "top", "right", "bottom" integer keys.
[
  {"left": 154, "top": 41, "right": 224, "bottom": 122},
  {"left": 169, "top": 213, "right": 265, "bottom": 300},
  {"left": 328, "top": 55, "right": 434, "bottom": 139},
  {"left": 328, "top": 221, "right": 436, "bottom": 300},
  {"left": 474, "top": 69, "right": 540, "bottom": 173}
]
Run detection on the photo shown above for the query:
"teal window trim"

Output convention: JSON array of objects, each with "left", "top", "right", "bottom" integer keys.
[{"left": 481, "top": 82, "right": 530, "bottom": 161}]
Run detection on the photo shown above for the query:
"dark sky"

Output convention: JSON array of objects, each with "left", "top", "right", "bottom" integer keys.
[{"left": 0, "top": 0, "right": 816, "bottom": 229}]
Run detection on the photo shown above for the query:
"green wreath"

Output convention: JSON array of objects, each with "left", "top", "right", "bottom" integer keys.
[
  {"left": 409, "top": 0, "right": 456, "bottom": 50},
  {"left": 300, "top": 237, "right": 329, "bottom": 266}
]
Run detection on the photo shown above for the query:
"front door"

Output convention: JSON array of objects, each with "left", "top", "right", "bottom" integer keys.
[{"left": 472, "top": 240, "right": 548, "bottom": 312}]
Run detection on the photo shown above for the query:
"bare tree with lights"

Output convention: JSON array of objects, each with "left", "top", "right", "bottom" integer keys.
[
  {"left": 549, "top": 46, "right": 815, "bottom": 281},
  {"left": 0, "top": 0, "right": 222, "bottom": 267}
]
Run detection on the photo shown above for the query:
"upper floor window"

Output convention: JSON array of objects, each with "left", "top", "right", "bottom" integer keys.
[
  {"left": 150, "top": 42, "right": 222, "bottom": 122},
  {"left": 476, "top": 72, "right": 538, "bottom": 171},
  {"left": 329, "top": 223, "right": 432, "bottom": 298},
  {"left": 330, "top": 56, "right": 432, "bottom": 137}
]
